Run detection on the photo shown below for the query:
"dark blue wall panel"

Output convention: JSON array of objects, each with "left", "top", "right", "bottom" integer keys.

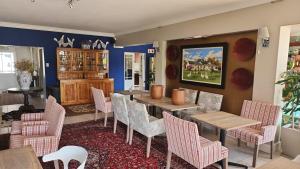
[{"left": 0, "top": 26, "right": 154, "bottom": 91}]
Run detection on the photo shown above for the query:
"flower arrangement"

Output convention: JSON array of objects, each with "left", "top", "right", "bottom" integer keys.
[{"left": 15, "top": 59, "right": 33, "bottom": 73}]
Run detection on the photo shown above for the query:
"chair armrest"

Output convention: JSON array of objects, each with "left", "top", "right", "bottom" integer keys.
[
  {"left": 200, "top": 140, "right": 227, "bottom": 163},
  {"left": 22, "top": 120, "right": 49, "bottom": 126},
  {"left": 21, "top": 113, "right": 44, "bottom": 121},
  {"left": 261, "top": 125, "right": 277, "bottom": 142},
  {"left": 23, "top": 136, "right": 59, "bottom": 156},
  {"left": 22, "top": 123, "right": 48, "bottom": 136},
  {"left": 148, "top": 119, "right": 165, "bottom": 136}
]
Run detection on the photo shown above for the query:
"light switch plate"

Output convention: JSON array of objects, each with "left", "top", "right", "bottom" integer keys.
[{"left": 46, "top": 63, "right": 49, "bottom": 67}]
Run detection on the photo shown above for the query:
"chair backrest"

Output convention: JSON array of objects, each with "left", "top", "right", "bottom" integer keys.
[
  {"left": 127, "top": 101, "right": 150, "bottom": 132},
  {"left": 91, "top": 87, "right": 106, "bottom": 112},
  {"left": 241, "top": 100, "right": 280, "bottom": 130},
  {"left": 163, "top": 111, "right": 202, "bottom": 168},
  {"left": 197, "top": 91, "right": 223, "bottom": 112},
  {"left": 179, "top": 88, "right": 198, "bottom": 104},
  {"left": 44, "top": 95, "right": 57, "bottom": 121},
  {"left": 47, "top": 102, "right": 66, "bottom": 137},
  {"left": 111, "top": 93, "right": 129, "bottom": 125},
  {"left": 43, "top": 146, "right": 88, "bottom": 169}
]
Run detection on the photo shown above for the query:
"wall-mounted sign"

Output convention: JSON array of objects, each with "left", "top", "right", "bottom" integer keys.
[{"left": 148, "top": 49, "right": 155, "bottom": 54}]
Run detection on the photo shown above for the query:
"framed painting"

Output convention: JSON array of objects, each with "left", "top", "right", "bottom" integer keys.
[{"left": 180, "top": 43, "right": 228, "bottom": 88}]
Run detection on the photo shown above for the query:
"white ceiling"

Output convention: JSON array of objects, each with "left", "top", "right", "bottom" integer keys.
[{"left": 0, "top": 0, "right": 273, "bottom": 36}]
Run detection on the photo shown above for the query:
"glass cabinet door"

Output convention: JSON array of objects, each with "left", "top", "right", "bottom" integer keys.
[{"left": 57, "top": 50, "right": 71, "bottom": 72}]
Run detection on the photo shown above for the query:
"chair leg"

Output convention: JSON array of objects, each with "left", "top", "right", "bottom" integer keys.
[
  {"left": 129, "top": 128, "right": 133, "bottom": 145},
  {"left": 253, "top": 144, "right": 259, "bottom": 168},
  {"left": 166, "top": 150, "right": 172, "bottom": 169},
  {"left": 54, "top": 160, "right": 59, "bottom": 169},
  {"left": 113, "top": 118, "right": 117, "bottom": 134},
  {"left": 270, "top": 141, "right": 273, "bottom": 159},
  {"left": 104, "top": 113, "right": 108, "bottom": 127},
  {"left": 146, "top": 137, "right": 152, "bottom": 158},
  {"left": 126, "top": 125, "right": 129, "bottom": 143},
  {"left": 94, "top": 110, "right": 98, "bottom": 121},
  {"left": 222, "top": 158, "right": 228, "bottom": 169},
  {"left": 237, "top": 138, "right": 241, "bottom": 147}
]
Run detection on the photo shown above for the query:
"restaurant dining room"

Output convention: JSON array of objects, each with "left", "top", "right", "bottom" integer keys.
[{"left": 1, "top": 0, "right": 300, "bottom": 169}]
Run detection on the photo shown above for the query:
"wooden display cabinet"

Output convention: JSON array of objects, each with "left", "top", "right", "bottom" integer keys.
[{"left": 57, "top": 48, "right": 113, "bottom": 105}]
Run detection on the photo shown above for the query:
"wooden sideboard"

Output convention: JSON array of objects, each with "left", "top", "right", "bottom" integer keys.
[{"left": 60, "top": 79, "right": 114, "bottom": 105}]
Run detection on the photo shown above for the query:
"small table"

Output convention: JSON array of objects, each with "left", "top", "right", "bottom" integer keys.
[
  {"left": 7, "top": 87, "right": 43, "bottom": 112},
  {"left": 192, "top": 111, "right": 261, "bottom": 169},
  {"left": 256, "top": 157, "right": 300, "bottom": 169},
  {"left": 0, "top": 146, "right": 43, "bottom": 169},
  {"left": 134, "top": 95, "right": 199, "bottom": 112},
  {"left": 118, "top": 90, "right": 148, "bottom": 100}
]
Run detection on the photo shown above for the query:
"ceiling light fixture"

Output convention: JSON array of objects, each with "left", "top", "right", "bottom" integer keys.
[{"left": 30, "top": 0, "right": 80, "bottom": 8}]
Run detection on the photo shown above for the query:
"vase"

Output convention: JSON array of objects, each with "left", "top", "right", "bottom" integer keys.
[
  {"left": 150, "top": 85, "right": 164, "bottom": 99},
  {"left": 17, "top": 71, "right": 32, "bottom": 90},
  {"left": 171, "top": 89, "right": 185, "bottom": 105}
]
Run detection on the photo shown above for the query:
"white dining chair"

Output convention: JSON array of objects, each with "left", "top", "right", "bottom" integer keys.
[
  {"left": 293, "top": 155, "right": 300, "bottom": 164},
  {"left": 42, "top": 146, "right": 88, "bottom": 169}
]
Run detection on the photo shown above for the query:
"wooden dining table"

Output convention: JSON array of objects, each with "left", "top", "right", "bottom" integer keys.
[
  {"left": 192, "top": 111, "right": 261, "bottom": 169},
  {"left": 117, "top": 90, "right": 148, "bottom": 100},
  {"left": 256, "top": 157, "right": 300, "bottom": 169},
  {"left": 134, "top": 95, "right": 200, "bottom": 112},
  {"left": 0, "top": 146, "right": 43, "bottom": 169}
]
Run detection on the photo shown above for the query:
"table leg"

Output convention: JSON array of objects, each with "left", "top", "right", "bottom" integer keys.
[
  {"left": 23, "top": 92, "right": 29, "bottom": 106},
  {"left": 219, "top": 129, "right": 248, "bottom": 169},
  {"left": 19, "top": 92, "right": 35, "bottom": 113},
  {"left": 130, "top": 95, "right": 133, "bottom": 101}
]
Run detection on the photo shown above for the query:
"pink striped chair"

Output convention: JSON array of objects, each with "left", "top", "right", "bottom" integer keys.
[
  {"left": 163, "top": 111, "right": 228, "bottom": 169},
  {"left": 10, "top": 95, "right": 57, "bottom": 135},
  {"left": 227, "top": 100, "right": 280, "bottom": 167},
  {"left": 10, "top": 102, "right": 66, "bottom": 157},
  {"left": 91, "top": 87, "right": 112, "bottom": 126}
]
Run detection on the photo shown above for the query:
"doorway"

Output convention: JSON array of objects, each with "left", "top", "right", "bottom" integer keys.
[{"left": 124, "top": 52, "right": 146, "bottom": 90}]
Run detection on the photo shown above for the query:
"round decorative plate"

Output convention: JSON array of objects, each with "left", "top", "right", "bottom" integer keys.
[
  {"left": 231, "top": 68, "right": 253, "bottom": 90},
  {"left": 233, "top": 38, "right": 256, "bottom": 61},
  {"left": 165, "top": 64, "right": 178, "bottom": 80},
  {"left": 167, "top": 45, "right": 180, "bottom": 61}
]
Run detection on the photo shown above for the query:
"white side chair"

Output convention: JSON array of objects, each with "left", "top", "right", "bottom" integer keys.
[{"left": 43, "top": 146, "right": 88, "bottom": 169}]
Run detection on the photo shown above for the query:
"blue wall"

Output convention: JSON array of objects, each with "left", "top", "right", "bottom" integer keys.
[{"left": 0, "top": 26, "right": 154, "bottom": 91}]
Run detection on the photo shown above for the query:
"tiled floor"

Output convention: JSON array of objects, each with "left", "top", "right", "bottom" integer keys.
[{"left": 65, "top": 112, "right": 282, "bottom": 169}]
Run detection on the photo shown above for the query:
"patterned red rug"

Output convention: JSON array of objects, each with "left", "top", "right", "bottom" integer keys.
[{"left": 41, "top": 119, "right": 219, "bottom": 169}]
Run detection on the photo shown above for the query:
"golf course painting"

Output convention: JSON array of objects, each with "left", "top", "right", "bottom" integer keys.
[{"left": 181, "top": 43, "right": 228, "bottom": 88}]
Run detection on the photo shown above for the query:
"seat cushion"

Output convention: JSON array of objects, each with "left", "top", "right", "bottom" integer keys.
[
  {"left": 10, "top": 135, "right": 24, "bottom": 149},
  {"left": 228, "top": 127, "right": 263, "bottom": 145},
  {"left": 11, "top": 121, "right": 22, "bottom": 135}
]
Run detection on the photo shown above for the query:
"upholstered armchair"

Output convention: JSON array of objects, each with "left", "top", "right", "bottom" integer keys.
[
  {"left": 127, "top": 101, "right": 165, "bottom": 158},
  {"left": 227, "top": 100, "right": 280, "bottom": 167},
  {"left": 10, "top": 102, "right": 66, "bottom": 157},
  {"left": 91, "top": 87, "right": 112, "bottom": 126},
  {"left": 10, "top": 95, "right": 57, "bottom": 135},
  {"left": 163, "top": 112, "right": 228, "bottom": 169},
  {"left": 182, "top": 91, "right": 223, "bottom": 120},
  {"left": 111, "top": 93, "right": 130, "bottom": 143}
]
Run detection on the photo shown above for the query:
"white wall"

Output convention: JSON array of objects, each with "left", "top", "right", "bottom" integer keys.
[{"left": 116, "top": 0, "right": 300, "bottom": 105}]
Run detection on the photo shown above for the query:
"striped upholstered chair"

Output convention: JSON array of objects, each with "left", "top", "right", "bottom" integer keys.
[
  {"left": 227, "top": 100, "right": 280, "bottom": 167},
  {"left": 111, "top": 93, "right": 130, "bottom": 143},
  {"left": 91, "top": 87, "right": 112, "bottom": 126},
  {"left": 10, "top": 102, "right": 66, "bottom": 157},
  {"left": 10, "top": 95, "right": 57, "bottom": 135},
  {"left": 163, "top": 111, "right": 228, "bottom": 169}
]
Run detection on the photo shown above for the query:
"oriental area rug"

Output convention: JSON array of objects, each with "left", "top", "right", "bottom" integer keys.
[{"left": 41, "top": 119, "right": 219, "bottom": 169}]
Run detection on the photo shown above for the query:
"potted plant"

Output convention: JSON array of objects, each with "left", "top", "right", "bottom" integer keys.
[
  {"left": 15, "top": 59, "right": 33, "bottom": 90},
  {"left": 276, "top": 69, "right": 300, "bottom": 157}
]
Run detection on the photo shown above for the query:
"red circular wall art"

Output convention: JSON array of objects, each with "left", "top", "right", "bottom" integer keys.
[
  {"left": 165, "top": 64, "right": 178, "bottom": 80},
  {"left": 233, "top": 38, "right": 256, "bottom": 61},
  {"left": 167, "top": 45, "right": 180, "bottom": 61},
  {"left": 231, "top": 68, "right": 253, "bottom": 90}
]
